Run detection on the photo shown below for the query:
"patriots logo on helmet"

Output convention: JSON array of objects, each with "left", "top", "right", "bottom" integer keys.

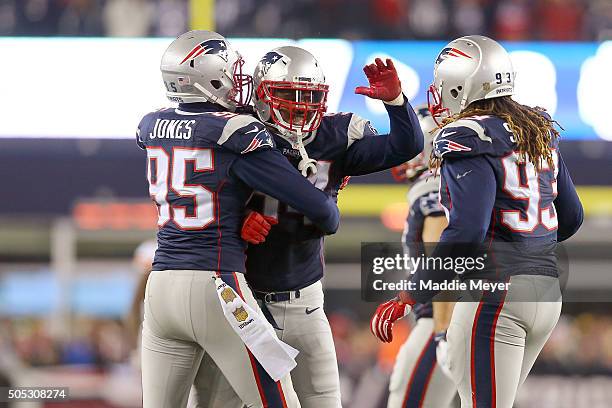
[
  {"left": 259, "top": 51, "right": 284, "bottom": 75},
  {"left": 241, "top": 125, "right": 275, "bottom": 154},
  {"left": 180, "top": 39, "right": 228, "bottom": 65},
  {"left": 434, "top": 138, "right": 472, "bottom": 156},
  {"left": 435, "top": 47, "right": 473, "bottom": 65}
]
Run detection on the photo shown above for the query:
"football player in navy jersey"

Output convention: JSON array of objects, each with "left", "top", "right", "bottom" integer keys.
[
  {"left": 240, "top": 46, "right": 424, "bottom": 408},
  {"left": 137, "top": 31, "right": 341, "bottom": 408},
  {"left": 383, "top": 106, "right": 457, "bottom": 408},
  {"left": 370, "top": 36, "right": 583, "bottom": 408}
]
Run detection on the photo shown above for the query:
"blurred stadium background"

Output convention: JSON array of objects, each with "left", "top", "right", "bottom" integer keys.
[{"left": 0, "top": 0, "right": 611, "bottom": 407}]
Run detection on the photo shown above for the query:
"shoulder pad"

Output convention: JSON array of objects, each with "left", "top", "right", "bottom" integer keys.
[
  {"left": 433, "top": 118, "right": 494, "bottom": 159},
  {"left": 219, "top": 114, "right": 275, "bottom": 154},
  {"left": 347, "top": 113, "right": 378, "bottom": 148},
  {"left": 136, "top": 111, "right": 158, "bottom": 150},
  {"left": 322, "top": 112, "right": 378, "bottom": 149}
]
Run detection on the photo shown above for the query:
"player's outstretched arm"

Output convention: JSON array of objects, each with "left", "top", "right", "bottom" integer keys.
[
  {"left": 231, "top": 149, "right": 340, "bottom": 234},
  {"left": 554, "top": 153, "right": 584, "bottom": 242},
  {"left": 344, "top": 58, "right": 424, "bottom": 176}
]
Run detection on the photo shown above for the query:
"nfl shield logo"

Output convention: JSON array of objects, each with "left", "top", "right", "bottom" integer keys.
[
  {"left": 233, "top": 307, "right": 249, "bottom": 322},
  {"left": 221, "top": 287, "right": 237, "bottom": 303}
]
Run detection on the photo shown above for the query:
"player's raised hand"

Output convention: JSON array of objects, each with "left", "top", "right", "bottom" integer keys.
[
  {"left": 241, "top": 211, "right": 278, "bottom": 244},
  {"left": 370, "top": 292, "right": 414, "bottom": 342},
  {"left": 355, "top": 58, "right": 402, "bottom": 102}
]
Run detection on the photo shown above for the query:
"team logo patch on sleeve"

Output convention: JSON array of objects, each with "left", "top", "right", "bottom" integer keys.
[
  {"left": 366, "top": 121, "right": 378, "bottom": 135},
  {"left": 180, "top": 39, "right": 228, "bottom": 65},
  {"left": 435, "top": 139, "right": 472, "bottom": 156},
  {"left": 240, "top": 125, "right": 275, "bottom": 154}
]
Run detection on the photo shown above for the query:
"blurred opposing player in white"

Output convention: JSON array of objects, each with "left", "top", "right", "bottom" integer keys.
[
  {"left": 384, "top": 106, "right": 457, "bottom": 408},
  {"left": 137, "top": 30, "right": 341, "bottom": 408}
]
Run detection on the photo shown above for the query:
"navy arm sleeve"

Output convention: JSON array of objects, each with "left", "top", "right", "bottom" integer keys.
[
  {"left": 341, "top": 96, "right": 424, "bottom": 176},
  {"left": 409, "top": 156, "right": 496, "bottom": 303},
  {"left": 554, "top": 153, "right": 583, "bottom": 242},
  {"left": 231, "top": 149, "right": 340, "bottom": 234}
]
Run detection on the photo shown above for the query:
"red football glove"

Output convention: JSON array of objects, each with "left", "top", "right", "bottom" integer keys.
[
  {"left": 355, "top": 58, "right": 402, "bottom": 102},
  {"left": 390, "top": 163, "right": 409, "bottom": 182},
  {"left": 370, "top": 292, "right": 414, "bottom": 343},
  {"left": 241, "top": 211, "right": 278, "bottom": 244}
]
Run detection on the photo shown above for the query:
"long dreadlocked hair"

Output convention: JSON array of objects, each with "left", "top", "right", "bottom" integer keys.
[{"left": 430, "top": 96, "right": 561, "bottom": 171}]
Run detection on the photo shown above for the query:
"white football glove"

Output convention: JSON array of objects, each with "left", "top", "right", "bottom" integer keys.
[{"left": 435, "top": 331, "right": 452, "bottom": 378}]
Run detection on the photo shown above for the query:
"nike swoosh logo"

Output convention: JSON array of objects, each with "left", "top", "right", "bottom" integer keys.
[
  {"left": 245, "top": 124, "right": 264, "bottom": 136},
  {"left": 305, "top": 307, "right": 320, "bottom": 315},
  {"left": 439, "top": 130, "right": 457, "bottom": 138},
  {"left": 456, "top": 170, "right": 472, "bottom": 179}
]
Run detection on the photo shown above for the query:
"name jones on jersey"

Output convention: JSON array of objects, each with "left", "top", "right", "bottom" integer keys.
[{"left": 149, "top": 119, "right": 196, "bottom": 140}]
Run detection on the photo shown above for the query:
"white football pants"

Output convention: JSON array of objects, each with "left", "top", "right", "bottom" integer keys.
[
  {"left": 264, "top": 280, "right": 342, "bottom": 408},
  {"left": 387, "top": 317, "right": 457, "bottom": 408},
  {"left": 141, "top": 270, "right": 300, "bottom": 408},
  {"left": 446, "top": 275, "right": 562, "bottom": 408}
]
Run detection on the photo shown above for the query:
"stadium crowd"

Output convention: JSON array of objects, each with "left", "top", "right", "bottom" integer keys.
[
  {"left": 1, "top": 0, "right": 610, "bottom": 40},
  {"left": 1, "top": 312, "right": 611, "bottom": 374}
]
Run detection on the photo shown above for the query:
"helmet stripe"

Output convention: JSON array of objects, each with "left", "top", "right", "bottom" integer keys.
[
  {"left": 450, "top": 47, "right": 472, "bottom": 59},
  {"left": 180, "top": 45, "right": 203, "bottom": 65},
  {"left": 191, "top": 47, "right": 207, "bottom": 60}
]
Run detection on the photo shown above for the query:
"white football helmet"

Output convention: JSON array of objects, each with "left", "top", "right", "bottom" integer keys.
[
  {"left": 427, "top": 35, "right": 515, "bottom": 124},
  {"left": 161, "top": 30, "right": 252, "bottom": 109}
]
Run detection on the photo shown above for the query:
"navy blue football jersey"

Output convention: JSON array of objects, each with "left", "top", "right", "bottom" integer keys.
[
  {"left": 402, "top": 173, "right": 444, "bottom": 320},
  {"left": 433, "top": 114, "right": 581, "bottom": 244},
  {"left": 408, "top": 113, "right": 583, "bottom": 303},
  {"left": 245, "top": 99, "right": 424, "bottom": 292},
  {"left": 137, "top": 102, "right": 339, "bottom": 274}
]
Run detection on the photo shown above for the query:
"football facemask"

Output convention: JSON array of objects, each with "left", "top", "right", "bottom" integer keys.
[{"left": 256, "top": 80, "right": 329, "bottom": 134}]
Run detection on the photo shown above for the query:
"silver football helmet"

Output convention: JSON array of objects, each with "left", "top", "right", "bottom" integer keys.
[
  {"left": 253, "top": 46, "right": 329, "bottom": 176},
  {"left": 391, "top": 105, "right": 438, "bottom": 182},
  {"left": 253, "top": 46, "right": 329, "bottom": 139},
  {"left": 427, "top": 35, "right": 515, "bottom": 124},
  {"left": 160, "top": 30, "right": 252, "bottom": 109}
]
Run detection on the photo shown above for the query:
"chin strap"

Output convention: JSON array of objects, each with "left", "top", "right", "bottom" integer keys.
[
  {"left": 276, "top": 127, "right": 317, "bottom": 177},
  {"left": 193, "top": 82, "right": 235, "bottom": 110},
  {"left": 295, "top": 135, "right": 317, "bottom": 177}
]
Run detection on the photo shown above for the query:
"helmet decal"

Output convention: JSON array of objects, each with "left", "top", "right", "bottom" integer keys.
[
  {"left": 259, "top": 51, "right": 284, "bottom": 75},
  {"left": 435, "top": 47, "right": 473, "bottom": 65},
  {"left": 180, "top": 39, "right": 229, "bottom": 65}
]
